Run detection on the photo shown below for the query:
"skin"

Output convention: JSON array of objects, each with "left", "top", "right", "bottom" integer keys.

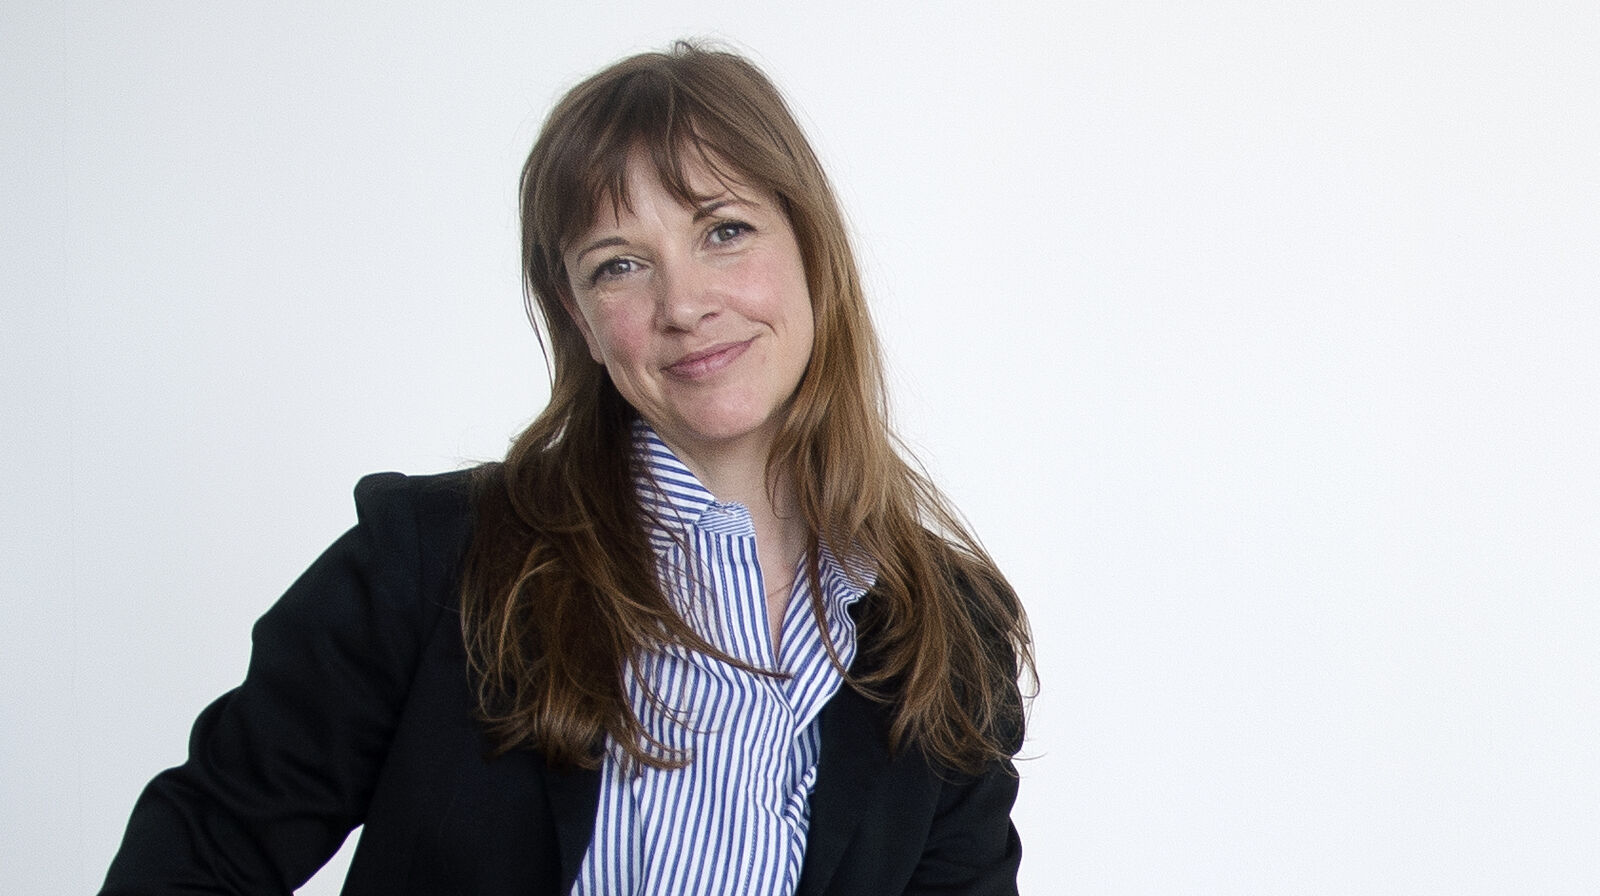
[{"left": 563, "top": 152, "right": 815, "bottom": 655}]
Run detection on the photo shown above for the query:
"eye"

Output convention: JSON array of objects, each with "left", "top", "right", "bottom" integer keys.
[
  {"left": 708, "top": 220, "right": 753, "bottom": 245},
  {"left": 589, "top": 257, "right": 638, "bottom": 284}
]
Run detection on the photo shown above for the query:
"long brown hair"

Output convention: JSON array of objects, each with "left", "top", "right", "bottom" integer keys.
[{"left": 461, "top": 41, "right": 1033, "bottom": 773}]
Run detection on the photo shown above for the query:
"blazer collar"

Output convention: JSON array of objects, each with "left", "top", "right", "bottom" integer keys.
[
  {"left": 539, "top": 599, "right": 895, "bottom": 896},
  {"left": 795, "top": 681, "right": 896, "bottom": 896}
]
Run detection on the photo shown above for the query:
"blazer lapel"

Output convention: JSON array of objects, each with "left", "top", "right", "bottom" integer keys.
[
  {"left": 535, "top": 696, "right": 888, "bottom": 896},
  {"left": 796, "top": 683, "right": 894, "bottom": 896}
]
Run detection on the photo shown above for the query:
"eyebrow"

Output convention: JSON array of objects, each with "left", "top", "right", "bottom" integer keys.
[
  {"left": 571, "top": 235, "right": 628, "bottom": 266},
  {"left": 570, "top": 196, "right": 754, "bottom": 266},
  {"left": 692, "top": 198, "right": 736, "bottom": 221}
]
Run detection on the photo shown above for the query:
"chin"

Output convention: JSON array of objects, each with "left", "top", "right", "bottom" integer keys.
[{"left": 673, "top": 412, "right": 782, "bottom": 450}]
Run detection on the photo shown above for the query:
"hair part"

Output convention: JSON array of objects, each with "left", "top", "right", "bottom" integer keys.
[{"left": 461, "top": 40, "right": 1033, "bottom": 774}]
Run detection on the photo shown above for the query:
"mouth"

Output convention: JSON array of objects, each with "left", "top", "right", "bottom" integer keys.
[{"left": 664, "top": 338, "right": 754, "bottom": 379}]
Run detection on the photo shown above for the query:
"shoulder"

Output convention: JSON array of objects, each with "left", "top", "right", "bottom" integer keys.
[
  {"left": 347, "top": 468, "right": 482, "bottom": 567},
  {"left": 257, "top": 469, "right": 485, "bottom": 642},
  {"left": 353, "top": 468, "right": 479, "bottom": 524},
  {"left": 930, "top": 535, "right": 1032, "bottom": 755}
]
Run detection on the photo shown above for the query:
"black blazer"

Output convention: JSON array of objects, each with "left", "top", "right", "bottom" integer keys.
[{"left": 102, "top": 472, "right": 1022, "bottom": 895}]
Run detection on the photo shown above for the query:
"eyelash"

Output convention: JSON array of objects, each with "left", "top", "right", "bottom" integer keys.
[
  {"left": 589, "top": 258, "right": 635, "bottom": 284},
  {"left": 585, "top": 219, "right": 757, "bottom": 284},
  {"left": 709, "top": 220, "right": 754, "bottom": 244}
]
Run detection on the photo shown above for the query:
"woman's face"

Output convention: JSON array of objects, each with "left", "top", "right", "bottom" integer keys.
[{"left": 562, "top": 152, "right": 815, "bottom": 472}]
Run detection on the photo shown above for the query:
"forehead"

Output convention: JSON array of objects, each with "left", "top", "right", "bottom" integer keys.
[{"left": 571, "top": 149, "right": 768, "bottom": 241}]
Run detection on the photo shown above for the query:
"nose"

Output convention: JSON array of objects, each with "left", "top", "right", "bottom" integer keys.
[{"left": 657, "top": 257, "right": 719, "bottom": 332}]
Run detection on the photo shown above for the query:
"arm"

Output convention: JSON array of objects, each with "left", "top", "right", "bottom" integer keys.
[
  {"left": 904, "top": 757, "right": 1023, "bottom": 896},
  {"left": 907, "top": 582, "right": 1028, "bottom": 896},
  {"left": 100, "top": 472, "right": 473, "bottom": 895}
]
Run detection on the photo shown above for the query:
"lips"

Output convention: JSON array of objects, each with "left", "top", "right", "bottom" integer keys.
[{"left": 664, "top": 338, "right": 754, "bottom": 379}]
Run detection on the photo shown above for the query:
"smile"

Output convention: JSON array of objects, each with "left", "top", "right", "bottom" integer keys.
[{"left": 664, "top": 339, "right": 754, "bottom": 380}]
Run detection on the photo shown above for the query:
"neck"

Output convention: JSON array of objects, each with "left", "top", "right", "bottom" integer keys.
[
  {"left": 655, "top": 425, "right": 778, "bottom": 511},
  {"left": 654, "top": 427, "right": 809, "bottom": 656},
  {"left": 662, "top": 431, "right": 807, "bottom": 556}
]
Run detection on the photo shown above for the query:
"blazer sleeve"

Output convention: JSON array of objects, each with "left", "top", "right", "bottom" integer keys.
[
  {"left": 906, "top": 590, "right": 1027, "bottom": 896},
  {"left": 100, "top": 472, "right": 474, "bottom": 895},
  {"left": 904, "top": 755, "right": 1023, "bottom": 896}
]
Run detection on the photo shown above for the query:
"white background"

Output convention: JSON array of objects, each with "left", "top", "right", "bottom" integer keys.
[{"left": 4, "top": 2, "right": 1598, "bottom": 893}]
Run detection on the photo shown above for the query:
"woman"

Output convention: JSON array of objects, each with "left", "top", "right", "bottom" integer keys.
[{"left": 102, "top": 42, "right": 1033, "bottom": 896}]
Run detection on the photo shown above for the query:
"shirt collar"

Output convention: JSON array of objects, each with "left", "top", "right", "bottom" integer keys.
[
  {"left": 632, "top": 420, "right": 718, "bottom": 543},
  {"left": 632, "top": 419, "right": 875, "bottom": 603}
]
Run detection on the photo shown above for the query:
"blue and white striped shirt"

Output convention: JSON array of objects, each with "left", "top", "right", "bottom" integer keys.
[{"left": 571, "top": 424, "right": 870, "bottom": 896}]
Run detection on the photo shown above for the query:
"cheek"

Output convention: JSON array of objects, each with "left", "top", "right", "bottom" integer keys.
[
  {"left": 563, "top": 301, "right": 605, "bottom": 363},
  {"left": 778, "top": 274, "right": 816, "bottom": 348},
  {"left": 775, "top": 243, "right": 814, "bottom": 323},
  {"left": 737, "top": 258, "right": 813, "bottom": 330},
  {"left": 572, "top": 317, "right": 604, "bottom": 363},
  {"left": 579, "top": 303, "right": 654, "bottom": 368}
]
